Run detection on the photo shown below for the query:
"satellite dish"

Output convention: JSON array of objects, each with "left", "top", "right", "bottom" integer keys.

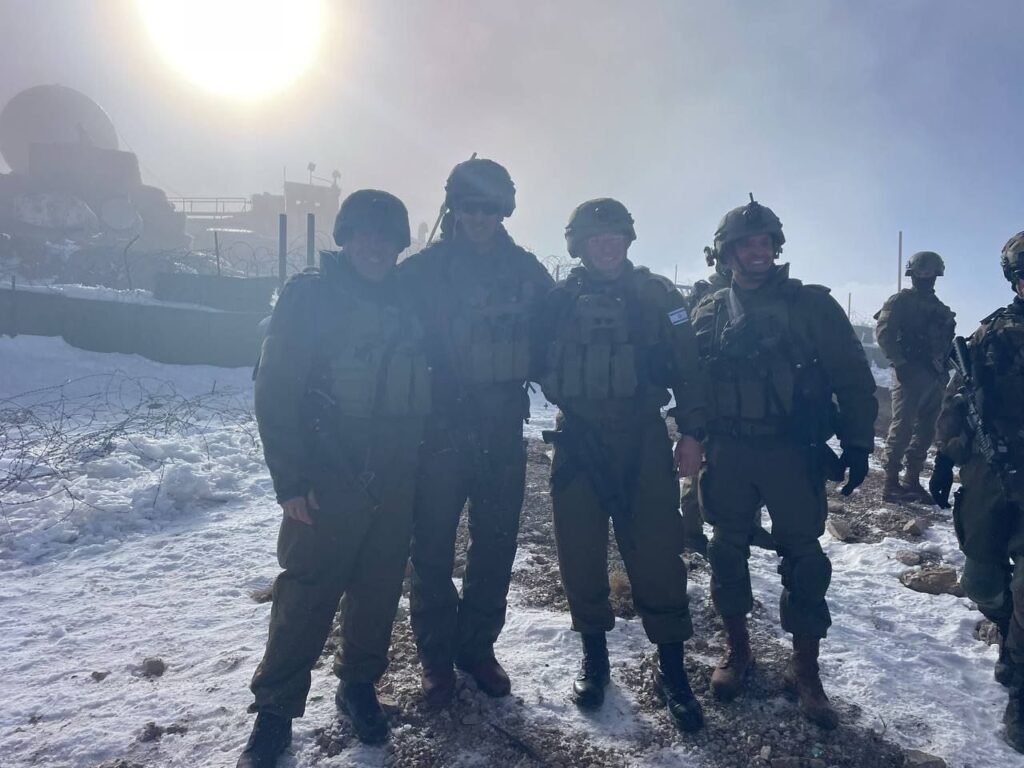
[{"left": 0, "top": 84, "right": 119, "bottom": 175}]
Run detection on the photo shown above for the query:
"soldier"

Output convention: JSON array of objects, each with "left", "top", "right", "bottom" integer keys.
[
  {"left": 237, "top": 190, "right": 429, "bottom": 766},
  {"left": 397, "top": 159, "right": 554, "bottom": 707},
  {"left": 536, "top": 199, "right": 707, "bottom": 732},
  {"left": 875, "top": 251, "right": 956, "bottom": 503},
  {"left": 930, "top": 232, "right": 1024, "bottom": 753},
  {"left": 692, "top": 197, "right": 877, "bottom": 729}
]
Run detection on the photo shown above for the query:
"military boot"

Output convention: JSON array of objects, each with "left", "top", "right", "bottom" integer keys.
[
  {"left": 995, "top": 620, "right": 1014, "bottom": 688},
  {"left": 883, "top": 469, "right": 912, "bottom": 503},
  {"left": 572, "top": 632, "right": 610, "bottom": 709},
  {"left": 652, "top": 642, "right": 704, "bottom": 732},
  {"left": 900, "top": 470, "right": 935, "bottom": 505},
  {"left": 336, "top": 681, "right": 389, "bottom": 744},
  {"left": 456, "top": 654, "right": 512, "bottom": 697},
  {"left": 784, "top": 635, "right": 839, "bottom": 730},
  {"left": 1004, "top": 673, "right": 1024, "bottom": 753},
  {"left": 710, "top": 614, "right": 753, "bottom": 701},
  {"left": 236, "top": 712, "right": 292, "bottom": 768},
  {"left": 420, "top": 662, "right": 456, "bottom": 709}
]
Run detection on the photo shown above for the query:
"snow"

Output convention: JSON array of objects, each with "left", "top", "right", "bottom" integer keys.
[
  {"left": 4, "top": 281, "right": 248, "bottom": 313},
  {"left": 0, "top": 334, "right": 1018, "bottom": 766}
]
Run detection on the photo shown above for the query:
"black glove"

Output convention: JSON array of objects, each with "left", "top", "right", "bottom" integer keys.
[
  {"left": 929, "top": 453, "right": 955, "bottom": 509},
  {"left": 839, "top": 446, "right": 869, "bottom": 496}
]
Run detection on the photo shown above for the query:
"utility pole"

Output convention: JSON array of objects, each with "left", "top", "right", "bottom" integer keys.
[
  {"left": 898, "top": 230, "right": 903, "bottom": 291},
  {"left": 306, "top": 213, "right": 316, "bottom": 268},
  {"left": 847, "top": 292, "right": 852, "bottom": 319},
  {"left": 278, "top": 214, "right": 287, "bottom": 289}
]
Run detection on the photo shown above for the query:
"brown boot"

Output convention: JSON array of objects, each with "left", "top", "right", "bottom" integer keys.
[
  {"left": 710, "top": 614, "right": 753, "bottom": 701},
  {"left": 456, "top": 654, "right": 511, "bottom": 697},
  {"left": 784, "top": 635, "right": 839, "bottom": 730},
  {"left": 883, "top": 469, "right": 911, "bottom": 503},
  {"left": 900, "top": 471, "right": 935, "bottom": 505},
  {"left": 420, "top": 663, "right": 456, "bottom": 709}
]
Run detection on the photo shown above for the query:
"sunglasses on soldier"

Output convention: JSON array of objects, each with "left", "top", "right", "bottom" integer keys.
[{"left": 457, "top": 199, "right": 502, "bottom": 216}]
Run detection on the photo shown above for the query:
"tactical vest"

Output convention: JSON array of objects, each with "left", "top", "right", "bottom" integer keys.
[
  {"left": 447, "top": 255, "right": 537, "bottom": 387},
  {"left": 697, "top": 281, "right": 827, "bottom": 438},
  {"left": 975, "top": 302, "right": 1024, "bottom": 447},
  {"left": 314, "top": 281, "right": 431, "bottom": 419},
  {"left": 876, "top": 290, "right": 956, "bottom": 366},
  {"left": 541, "top": 269, "right": 667, "bottom": 407}
]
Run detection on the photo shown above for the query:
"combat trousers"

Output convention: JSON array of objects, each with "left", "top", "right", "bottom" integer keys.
[
  {"left": 680, "top": 476, "right": 705, "bottom": 544},
  {"left": 883, "top": 365, "right": 945, "bottom": 475},
  {"left": 700, "top": 435, "right": 832, "bottom": 638},
  {"left": 551, "top": 418, "right": 693, "bottom": 643},
  {"left": 954, "top": 457, "right": 1024, "bottom": 663},
  {"left": 409, "top": 413, "right": 527, "bottom": 667},
  {"left": 250, "top": 424, "right": 419, "bottom": 719}
]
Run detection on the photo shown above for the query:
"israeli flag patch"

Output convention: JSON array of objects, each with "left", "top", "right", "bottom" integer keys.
[{"left": 668, "top": 307, "right": 690, "bottom": 326}]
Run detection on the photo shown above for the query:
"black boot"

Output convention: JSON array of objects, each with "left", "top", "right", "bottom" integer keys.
[
  {"left": 236, "top": 712, "right": 291, "bottom": 768},
  {"left": 1004, "top": 679, "right": 1024, "bottom": 753},
  {"left": 336, "top": 681, "right": 389, "bottom": 745},
  {"left": 652, "top": 642, "right": 704, "bottom": 732},
  {"left": 572, "top": 632, "right": 610, "bottom": 709}
]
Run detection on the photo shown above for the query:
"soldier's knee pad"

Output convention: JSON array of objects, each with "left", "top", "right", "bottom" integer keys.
[
  {"left": 707, "top": 533, "right": 749, "bottom": 583},
  {"left": 778, "top": 547, "right": 832, "bottom": 603}
]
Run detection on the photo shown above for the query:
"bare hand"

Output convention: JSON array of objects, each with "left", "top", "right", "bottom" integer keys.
[
  {"left": 673, "top": 435, "right": 704, "bottom": 478},
  {"left": 280, "top": 489, "right": 318, "bottom": 525}
]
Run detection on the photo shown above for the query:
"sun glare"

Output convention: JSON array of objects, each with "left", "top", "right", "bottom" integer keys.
[{"left": 136, "top": 0, "right": 323, "bottom": 101}]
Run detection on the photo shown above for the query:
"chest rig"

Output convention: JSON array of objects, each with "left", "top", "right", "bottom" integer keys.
[
  {"left": 447, "top": 251, "right": 537, "bottom": 387},
  {"left": 976, "top": 302, "right": 1024, "bottom": 446},
  {"left": 897, "top": 291, "right": 956, "bottom": 365},
  {"left": 697, "top": 282, "right": 823, "bottom": 438},
  {"left": 313, "top": 280, "right": 431, "bottom": 419}
]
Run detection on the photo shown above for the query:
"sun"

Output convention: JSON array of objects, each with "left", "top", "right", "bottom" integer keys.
[{"left": 136, "top": 0, "right": 323, "bottom": 101}]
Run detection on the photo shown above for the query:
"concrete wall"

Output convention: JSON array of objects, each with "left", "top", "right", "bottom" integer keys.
[{"left": 0, "top": 287, "right": 264, "bottom": 368}]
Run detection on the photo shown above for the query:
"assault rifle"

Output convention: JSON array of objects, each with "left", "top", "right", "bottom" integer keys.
[
  {"left": 542, "top": 408, "right": 635, "bottom": 550},
  {"left": 950, "top": 335, "right": 1018, "bottom": 491}
]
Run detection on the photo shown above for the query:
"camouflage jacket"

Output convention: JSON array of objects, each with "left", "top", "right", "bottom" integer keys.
[{"left": 874, "top": 287, "right": 956, "bottom": 373}]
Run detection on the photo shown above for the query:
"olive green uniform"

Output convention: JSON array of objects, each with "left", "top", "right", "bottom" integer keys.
[
  {"left": 875, "top": 287, "right": 956, "bottom": 477},
  {"left": 693, "top": 265, "right": 877, "bottom": 638},
  {"left": 249, "top": 253, "right": 429, "bottom": 719},
  {"left": 397, "top": 228, "right": 553, "bottom": 668},
  {"left": 680, "top": 270, "right": 731, "bottom": 548},
  {"left": 538, "top": 261, "right": 707, "bottom": 642},
  {"left": 935, "top": 297, "right": 1024, "bottom": 659}
]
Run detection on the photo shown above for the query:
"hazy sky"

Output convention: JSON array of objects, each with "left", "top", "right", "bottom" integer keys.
[{"left": 1, "top": 0, "right": 1020, "bottom": 326}]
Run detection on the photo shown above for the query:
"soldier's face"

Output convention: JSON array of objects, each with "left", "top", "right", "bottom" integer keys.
[
  {"left": 346, "top": 229, "right": 402, "bottom": 282},
  {"left": 730, "top": 233, "right": 776, "bottom": 282},
  {"left": 454, "top": 198, "right": 503, "bottom": 247},
  {"left": 582, "top": 233, "right": 629, "bottom": 279}
]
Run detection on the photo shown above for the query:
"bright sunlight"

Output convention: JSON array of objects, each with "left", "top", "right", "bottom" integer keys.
[{"left": 136, "top": 0, "right": 323, "bottom": 101}]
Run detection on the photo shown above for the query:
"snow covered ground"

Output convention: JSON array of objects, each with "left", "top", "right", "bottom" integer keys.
[{"left": 0, "top": 335, "right": 1018, "bottom": 767}]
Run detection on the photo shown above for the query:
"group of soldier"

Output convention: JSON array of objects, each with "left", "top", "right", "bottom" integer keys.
[{"left": 235, "top": 157, "right": 1024, "bottom": 767}]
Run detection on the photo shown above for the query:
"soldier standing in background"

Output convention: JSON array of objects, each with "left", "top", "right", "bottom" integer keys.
[
  {"left": 875, "top": 250, "right": 956, "bottom": 503},
  {"left": 239, "top": 191, "right": 429, "bottom": 766},
  {"left": 692, "top": 197, "right": 877, "bottom": 730},
  {"left": 930, "top": 233, "right": 1024, "bottom": 753},
  {"left": 537, "top": 199, "right": 707, "bottom": 732},
  {"left": 397, "top": 159, "right": 554, "bottom": 707}
]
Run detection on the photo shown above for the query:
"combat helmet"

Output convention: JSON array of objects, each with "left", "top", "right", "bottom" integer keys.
[
  {"left": 905, "top": 250, "right": 945, "bottom": 278},
  {"left": 1001, "top": 231, "right": 1024, "bottom": 285},
  {"left": 444, "top": 158, "right": 516, "bottom": 216},
  {"left": 565, "top": 198, "right": 636, "bottom": 257},
  {"left": 709, "top": 194, "right": 785, "bottom": 264},
  {"left": 333, "top": 189, "right": 411, "bottom": 249}
]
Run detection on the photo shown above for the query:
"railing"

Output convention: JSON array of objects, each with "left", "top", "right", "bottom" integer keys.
[{"left": 168, "top": 197, "right": 252, "bottom": 217}]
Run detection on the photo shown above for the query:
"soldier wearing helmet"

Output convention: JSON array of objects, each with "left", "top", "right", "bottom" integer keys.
[
  {"left": 874, "top": 250, "right": 956, "bottom": 503},
  {"left": 534, "top": 198, "right": 707, "bottom": 732},
  {"left": 239, "top": 190, "right": 429, "bottom": 764},
  {"left": 930, "top": 232, "right": 1024, "bottom": 753},
  {"left": 397, "top": 159, "right": 553, "bottom": 707},
  {"left": 691, "top": 197, "right": 877, "bottom": 730}
]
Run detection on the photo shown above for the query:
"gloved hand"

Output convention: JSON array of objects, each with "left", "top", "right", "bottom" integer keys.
[
  {"left": 839, "top": 446, "right": 869, "bottom": 496},
  {"left": 929, "top": 453, "right": 955, "bottom": 509}
]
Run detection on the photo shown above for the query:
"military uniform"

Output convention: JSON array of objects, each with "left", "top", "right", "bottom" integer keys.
[
  {"left": 875, "top": 251, "right": 956, "bottom": 501},
  {"left": 931, "top": 233, "right": 1024, "bottom": 752},
  {"left": 238, "top": 191, "right": 424, "bottom": 765},
  {"left": 397, "top": 161, "right": 553, "bottom": 692},
  {"left": 250, "top": 250, "right": 429, "bottom": 717},
  {"left": 694, "top": 264, "right": 877, "bottom": 637}
]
